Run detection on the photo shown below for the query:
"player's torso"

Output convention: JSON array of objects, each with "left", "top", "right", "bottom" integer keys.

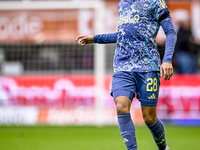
[
  {"left": 114, "top": 0, "right": 161, "bottom": 73},
  {"left": 118, "top": 0, "right": 159, "bottom": 39}
]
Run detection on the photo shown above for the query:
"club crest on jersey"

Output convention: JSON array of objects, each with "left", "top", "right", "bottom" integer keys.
[{"left": 134, "top": 2, "right": 144, "bottom": 10}]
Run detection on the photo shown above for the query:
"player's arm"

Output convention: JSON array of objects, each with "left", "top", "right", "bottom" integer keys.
[
  {"left": 94, "top": 32, "right": 118, "bottom": 44},
  {"left": 151, "top": 0, "right": 177, "bottom": 80},
  {"left": 160, "top": 15, "right": 177, "bottom": 80},
  {"left": 76, "top": 32, "right": 118, "bottom": 46}
]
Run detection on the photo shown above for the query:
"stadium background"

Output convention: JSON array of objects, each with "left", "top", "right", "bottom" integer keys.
[
  {"left": 0, "top": 0, "right": 200, "bottom": 126},
  {"left": 0, "top": 1, "right": 200, "bottom": 150}
]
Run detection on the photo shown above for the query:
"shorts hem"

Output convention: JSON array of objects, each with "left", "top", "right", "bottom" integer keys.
[
  {"left": 111, "top": 89, "right": 135, "bottom": 101},
  {"left": 110, "top": 89, "right": 134, "bottom": 96}
]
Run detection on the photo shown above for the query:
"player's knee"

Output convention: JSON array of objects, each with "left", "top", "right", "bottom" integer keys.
[
  {"left": 116, "top": 103, "right": 129, "bottom": 114},
  {"left": 115, "top": 96, "right": 131, "bottom": 114},
  {"left": 143, "top": 115, "right": 157, "bottom": 126}
]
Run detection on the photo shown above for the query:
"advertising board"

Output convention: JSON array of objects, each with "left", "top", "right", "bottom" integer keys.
[{"left": 0, "top": 75, "right": 200, "bottom": 125}]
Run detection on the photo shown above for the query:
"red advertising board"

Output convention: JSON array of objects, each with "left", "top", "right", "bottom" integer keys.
[{"left": 0, "top": 74, "right": 200, "bottom": 125}]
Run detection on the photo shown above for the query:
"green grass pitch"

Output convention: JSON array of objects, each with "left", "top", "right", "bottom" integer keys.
[{"left": 0, "top": 125, "right": 199, "bottom": 150}]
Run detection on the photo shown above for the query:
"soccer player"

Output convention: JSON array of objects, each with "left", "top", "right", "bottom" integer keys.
[{"left": 76, "top": 0, "right": 176, "bottom": 150}]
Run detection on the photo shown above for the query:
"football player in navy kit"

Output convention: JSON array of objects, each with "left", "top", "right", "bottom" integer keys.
[{"left": 76, "top": 0, "right": 176, "bottom": 149}]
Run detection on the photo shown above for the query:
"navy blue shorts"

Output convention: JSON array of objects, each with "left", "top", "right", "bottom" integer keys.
[{"left": 110, "top": 71, "right": 160, "bottom": 107}]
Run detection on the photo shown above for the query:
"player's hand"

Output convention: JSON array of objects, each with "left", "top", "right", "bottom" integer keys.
[
  {"left": 76, "top": 35, "right": 94, "bottom": 46},
  {"left": 160, "top": 62, "right": 173, "bottom": 81}
]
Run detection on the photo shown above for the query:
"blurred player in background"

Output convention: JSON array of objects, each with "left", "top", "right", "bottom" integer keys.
[{"left": 76, "top": 0, "right": 176, "bottom": 150}]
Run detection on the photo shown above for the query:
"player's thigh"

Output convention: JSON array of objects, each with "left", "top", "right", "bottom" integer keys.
[
  {"left": 111, "top": 71, "right": 136, "bottom": 101},
  {"left": 135, "top": 71, "right": 160, "bottom": 107}
]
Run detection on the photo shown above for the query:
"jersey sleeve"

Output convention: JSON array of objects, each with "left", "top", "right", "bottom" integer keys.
[
  {"left": 160, "top": 16, "right": 177, "bottom": 63},
  {"left": 94, "top": 32, "right": 118, "bottom": 44},
  {"left": 151, "top": 0, "right": 170, "bottom": 23}
]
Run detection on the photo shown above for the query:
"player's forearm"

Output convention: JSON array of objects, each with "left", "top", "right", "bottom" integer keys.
[
  {"left": 163, "top": 30, "right": 177, "bottom": 63},
  {"left": 160, "top": 17, "right": 177, "bottom": 63},
  {"left": 94, "top": 32, "right": 118, "bottom": 44}
]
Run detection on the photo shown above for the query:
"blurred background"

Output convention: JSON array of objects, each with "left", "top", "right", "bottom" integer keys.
[
  {"left": 0, "top": 1, "right": 200, "bottom": 150},
  {"left": 0, "top": 0, "right": 200, "bottom": 127}
]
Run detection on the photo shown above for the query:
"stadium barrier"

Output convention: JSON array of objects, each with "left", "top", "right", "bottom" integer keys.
[{"left": 0, "top": 74, "right": 200, "bottom": 125}]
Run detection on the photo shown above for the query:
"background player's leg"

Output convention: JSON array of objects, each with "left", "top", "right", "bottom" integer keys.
[
  {"left": 115, "top": 96, "right": 137, "bottom": 150},
  {"left": 141, "top": 106, "right": 167, "bottom": 150}
]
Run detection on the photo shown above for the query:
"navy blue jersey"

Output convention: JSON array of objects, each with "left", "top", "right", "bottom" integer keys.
[
  {"left": 115, "top": 0, "right": 169, "bottom": 72},
  {"left": 94, "top": 0, "right": 176, "bottom": 73}
]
